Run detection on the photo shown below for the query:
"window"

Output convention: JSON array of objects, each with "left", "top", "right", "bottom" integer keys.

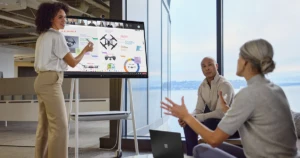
[
  {"left": 125, "top": 0, "right": 172, "bottom": 136},
  {"left": 162, "top": 3, "right": 171, "bottom": 103},
  {"left": 224, "top": 0, "right": 300, "bottom": 112},
  {"left": 170, "top": 0, "right": 216, "bottom": 135},
  {"left": 126, "top": 0, "right": 148, "bottom": 135},
  {"left": 148, "top": 0, "right": 162, "bottom": 125}
]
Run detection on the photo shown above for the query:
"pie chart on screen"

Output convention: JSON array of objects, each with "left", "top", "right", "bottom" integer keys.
[{"left": 124, "top": 58, "right": 140, "bottom": 72}]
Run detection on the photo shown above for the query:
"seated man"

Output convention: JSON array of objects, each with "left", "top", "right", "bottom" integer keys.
[{"left": 180, "top": 57, "right": 239, "bottom": 156}]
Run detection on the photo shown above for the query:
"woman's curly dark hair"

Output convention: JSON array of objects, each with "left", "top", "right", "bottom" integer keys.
[{"left": 35, "top": 2, "right": 69, "bottom": 34}]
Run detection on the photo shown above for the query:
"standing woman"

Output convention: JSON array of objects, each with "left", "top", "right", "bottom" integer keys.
[{"left": 34, "top": 2, "right": 93, "bottom": 158}]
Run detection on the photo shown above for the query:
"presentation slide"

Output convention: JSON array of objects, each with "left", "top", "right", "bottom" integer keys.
[{"left": 60, "top": 17, "right": 148, "bottom": 78}]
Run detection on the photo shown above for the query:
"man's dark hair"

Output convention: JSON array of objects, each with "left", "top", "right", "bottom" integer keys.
[{"left": 35, "top": 2, "right": 69, "bottom": 34}]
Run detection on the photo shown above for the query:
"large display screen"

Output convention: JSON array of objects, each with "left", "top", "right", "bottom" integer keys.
[{"left": 61, "top": 16, "right": 148, "bottom": 78}]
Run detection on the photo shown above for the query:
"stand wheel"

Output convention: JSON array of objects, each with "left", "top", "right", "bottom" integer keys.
[{"left": 115, "top": 150, "right": 122, "bottom": 158}]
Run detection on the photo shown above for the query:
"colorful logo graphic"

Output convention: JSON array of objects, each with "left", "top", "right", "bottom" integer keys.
[
  {"left": 136, "top": 45, "right": 142, "bottom": 51},
  {"left": 124, "top": 58, "right": 140, "bottom": 72},
  {"left": 134, "top": 57, "right": 141, "bottom": 64},
  {"left": 107, "top": 63, "right": 115, "bottom": 70}
]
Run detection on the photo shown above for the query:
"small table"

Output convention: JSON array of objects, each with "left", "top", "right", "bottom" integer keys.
[{"left": 125, "top": 154, "right": 193, "bottom": 158}]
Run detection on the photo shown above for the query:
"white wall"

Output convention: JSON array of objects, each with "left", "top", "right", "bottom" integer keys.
[
  {"left": 0, "top": 45, "right": 34, "bottom": 78},
  {"left": 0, "top": 52, "right": 14, "bottom": 78}
]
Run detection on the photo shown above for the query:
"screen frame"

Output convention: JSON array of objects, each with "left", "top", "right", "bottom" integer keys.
[{"left": 63, "top": 16, "right": 148, "bottom": 79}]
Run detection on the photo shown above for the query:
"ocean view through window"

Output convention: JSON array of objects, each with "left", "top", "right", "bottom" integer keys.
[{"left": 167, "top": 0, "right": 300, "bottom": 136}]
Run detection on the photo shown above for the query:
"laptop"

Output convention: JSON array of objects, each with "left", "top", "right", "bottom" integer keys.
[{"left": 149, "top": 129, "right": 184, "bottom": 158}]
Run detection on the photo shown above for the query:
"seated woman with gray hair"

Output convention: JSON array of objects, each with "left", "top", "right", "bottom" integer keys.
[{"left": 161, "top": 39, "right": 298, "bottom": 158}]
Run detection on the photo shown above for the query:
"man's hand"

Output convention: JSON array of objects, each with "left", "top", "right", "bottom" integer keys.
[{"left": 178, "top": 119, "right": 186, "bottom": 128}]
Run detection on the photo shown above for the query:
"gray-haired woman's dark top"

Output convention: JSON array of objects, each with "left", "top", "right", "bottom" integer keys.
[{"left": 218, "top": 74, "right": 297, "bottom": 158}]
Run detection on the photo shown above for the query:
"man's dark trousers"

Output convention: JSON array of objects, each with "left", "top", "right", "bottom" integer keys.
[{"left": 183, "top": 106, "right": 240, "bottom": 156}]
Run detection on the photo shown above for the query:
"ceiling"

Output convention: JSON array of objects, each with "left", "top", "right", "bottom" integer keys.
[{"left": 0, "top": 0, "right": 110, "bottom": 61}]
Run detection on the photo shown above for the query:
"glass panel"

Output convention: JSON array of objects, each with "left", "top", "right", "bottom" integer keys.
[
  {"left": 148, "top": 0, "right": 162, "bottom": 125},
  {"left": 126, "top": 0, "right": 148, "bottom": 135},
  {"left": 224, "top": 0, "right": 300, "bottom": 112},
  {"left": 162, "top": 5, "right": 169, "bottom": 102},
  {"left": 169, "top": 0, "right": 217, "bottom": 135}
]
